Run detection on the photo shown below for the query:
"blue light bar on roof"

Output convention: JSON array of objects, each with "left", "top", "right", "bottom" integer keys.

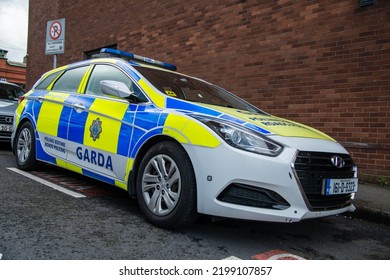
[{"left": 100, "top": 48, "right": 177, "bottom": 71}]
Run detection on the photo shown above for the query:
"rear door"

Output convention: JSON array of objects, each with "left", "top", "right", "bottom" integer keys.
[{"left": 35, "top": 65, "right": 89, "bottom": 165}]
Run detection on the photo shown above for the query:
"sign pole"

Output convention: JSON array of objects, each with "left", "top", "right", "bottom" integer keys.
[
  {"left": 53, "top": 54, "right": 57, "bottom": 69},
  {"left": 45, "top": 18, "right": 65, "bottom": 69}
]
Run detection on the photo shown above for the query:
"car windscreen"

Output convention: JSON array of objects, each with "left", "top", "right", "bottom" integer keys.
[
  {"left": 134, "top": 66, "right": 265, "bottom": 113},
  {"left": 0, "top": 83, "right": 25, "bottom": 101}
]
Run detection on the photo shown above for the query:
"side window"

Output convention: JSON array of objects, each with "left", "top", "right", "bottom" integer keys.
[
  {"left": 52, "top": 66, "right": 89, "bottom": 92},
  {"left": 35, "top": 71, "right": 63, "bottom": 90},
  {"left": 86, "top": 64, "right": 147, "bottom": 102}
]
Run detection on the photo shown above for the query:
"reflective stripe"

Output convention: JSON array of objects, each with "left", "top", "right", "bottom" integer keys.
[
  {"left": 162, "top": 114, "right": 189, "bottom": 144},
  {"left": 138, "top": 79, "right": 165, "bottom": 108},
  {"left": 115, "top": 180, "right": 127, "bottom": 190},
  {"left": 68, "top": 95, "right": 94, "bottom": 144},
  {"left": 14, "top": 97, "right": 28, "bottom": 127},
  {"left": 77, "top": 65, "right": 93, "bottom": 93},
  {"left": 166, "top": 98, "right": 221, "bottom": 116},
  {"left": 56, "top": 158, "right": 68, "bottom": 169},
  {"left": 66, "top": 161, "right": 83, "bottom": 174},
  {"left": 183, "top": 120, "right": 220, "bottom": 148},
  {"left": 83, "top": 98, "right": 128, "bottom": 154},
  {"left": 36, "top": 102, "right": 63, "bottom": 136}
]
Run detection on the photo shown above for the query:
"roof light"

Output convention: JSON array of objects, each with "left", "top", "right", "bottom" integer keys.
[{"left": 100, "top": 48, "right": 177, "bottom": 71}]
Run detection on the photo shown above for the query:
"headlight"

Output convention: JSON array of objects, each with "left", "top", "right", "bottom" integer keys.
[{"left": 190, "top": 115, "right": 283, "bottom": 156}]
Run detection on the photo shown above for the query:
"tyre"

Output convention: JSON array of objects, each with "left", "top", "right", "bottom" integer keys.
[
  {"left": 15, "top": 121, "right": 40, "bottom": 171},
  {"left": 136, "top": 141, "right": 198, "bottom": 228}
]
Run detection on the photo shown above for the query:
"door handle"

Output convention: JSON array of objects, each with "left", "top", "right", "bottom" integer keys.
[{"left": 74, "top": 103, "right": 86, "bottom": 113}]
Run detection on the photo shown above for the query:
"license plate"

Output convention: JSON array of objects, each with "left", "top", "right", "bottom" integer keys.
[
  {"left": 322, "top": 178, "right": 358, "bottom": 196},
  {"left": 0, "top": 124, "right": 13, "bottom": 132}
]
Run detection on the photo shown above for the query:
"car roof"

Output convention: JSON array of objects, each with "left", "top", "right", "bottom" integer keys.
[{"left": 0, "top": 80, "right": 23, "bottom": 88}]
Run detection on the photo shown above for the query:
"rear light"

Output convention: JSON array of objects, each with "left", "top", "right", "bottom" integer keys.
[{"left": 18, "top": 95, "right": 25, "bottom": 104}]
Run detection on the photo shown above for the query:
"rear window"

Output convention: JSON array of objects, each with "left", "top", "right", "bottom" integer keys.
[
  {"left": 52, "top": 66, "right": 89, "bottom": 92},
  {"left": 35, "top": 71, "right": 63, "bottom": 90}
]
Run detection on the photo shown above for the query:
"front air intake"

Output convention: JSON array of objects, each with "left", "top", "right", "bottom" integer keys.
[{"left": 217, "top": 183, "right": 290, "bottom": 210}]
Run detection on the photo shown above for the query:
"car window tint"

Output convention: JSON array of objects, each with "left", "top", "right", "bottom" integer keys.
[
  {"left": 52, "top": 66, "right": 89, "bottom": 92},
  {"left": 134, "top": 66, "right": 263, "bottom": 113},
  {"left": 35, "top": 71, "right": 62, "bottom": 90},
  {"left": 86, "top": 64, "right": 131, "bottom": 95},
  {"left": 86, "top": 64, "right": 148, "bottom": 103},
  {"left": 0, "top": 83, "right": 25, "bottom": 101}
]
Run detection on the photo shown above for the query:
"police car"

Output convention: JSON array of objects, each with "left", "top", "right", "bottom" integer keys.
[{"left": 12, "top": 48, "right": 358, "bottom": 228}]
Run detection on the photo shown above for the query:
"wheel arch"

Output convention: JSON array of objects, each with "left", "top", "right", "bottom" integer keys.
[
  {"left": 127, "top": 135, "right": 196, "bottom": 197},
  {"left": 12, "top": 116, "right": 36, "bottom": 154}
]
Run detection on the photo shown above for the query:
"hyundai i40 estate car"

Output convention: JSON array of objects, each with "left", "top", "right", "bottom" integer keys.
[{"left": 12, "top": 48, "right": 358, "bottom": 228}]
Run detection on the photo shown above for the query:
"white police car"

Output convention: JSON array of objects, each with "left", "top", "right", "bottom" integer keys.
[{"left": 12, "top": 48, "right": 358, "bottom": 228}]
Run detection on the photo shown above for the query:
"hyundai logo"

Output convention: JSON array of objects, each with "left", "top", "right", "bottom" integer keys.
[
  {"left": 5, "top": 116, "right": 13, "bottom": 123},
  {"left": 331, "top": 155, "right": 345, "bottom": 168}
]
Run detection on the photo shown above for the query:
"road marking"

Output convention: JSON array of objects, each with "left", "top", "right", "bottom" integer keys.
[
  {"left": 223, "top": 256, "right": 241, "bottom": 260},
  {"left": 252, "top": 249, "right": 305, "bottom": 260},
  {"left": 0, "top": 253, "right": 2, "bottom": 259},
  {"left": 7, "top": 167, "right": 86, "bottom": 198}
]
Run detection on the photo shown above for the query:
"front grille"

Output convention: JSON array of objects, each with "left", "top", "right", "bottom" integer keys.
[
  {"left": 0, "top": 115, "right": 14, "bottom": 124},
  {"left": 0, "top": 131, "right": 12, "bottom": 139},
  {"left": 293, "top": 151, "right": 356, "bottom": 211}
]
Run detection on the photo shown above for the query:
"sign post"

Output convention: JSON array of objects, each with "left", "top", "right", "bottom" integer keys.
[{"left": 45, "top": 18, "right": 65, "bottom": 68}]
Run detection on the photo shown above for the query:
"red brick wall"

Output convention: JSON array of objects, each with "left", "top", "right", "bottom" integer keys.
[
  {"left": 27, "top": 0, "right": 390, "bottom": 182},
  {"left": 0, "top": 59, "right": 26, "bottom": 87}
]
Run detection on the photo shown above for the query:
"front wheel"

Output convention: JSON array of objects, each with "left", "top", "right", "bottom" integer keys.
[
  {"left": 136, "top": 141, "right": 198, "bottom": 228},
  {"left": 14, "top": 121, "right": 40, "bottom": 171}
]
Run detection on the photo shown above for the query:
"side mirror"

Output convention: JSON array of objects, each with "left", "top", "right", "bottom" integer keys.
[{"left": 100, "top": 80, "right": 134, "bottom": 98}]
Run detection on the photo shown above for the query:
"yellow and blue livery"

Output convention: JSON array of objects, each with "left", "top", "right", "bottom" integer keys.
[{"left": 12, "top": 48, "right": 358, "bottom": 228}]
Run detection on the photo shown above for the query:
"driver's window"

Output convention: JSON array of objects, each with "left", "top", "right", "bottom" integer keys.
[
  {"left": 86, "top": 64, "right": 132, "bottom": 95},
  {"left": 86, "top": 64, "right": 148, "bottom": 103}
]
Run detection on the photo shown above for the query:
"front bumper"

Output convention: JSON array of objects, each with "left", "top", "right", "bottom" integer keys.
[
  {"left": 183, "top": 137, "right": 356, "bottom": 223},
  {"left": 0, "top": 114, "right": 14, "bottom": 143}
]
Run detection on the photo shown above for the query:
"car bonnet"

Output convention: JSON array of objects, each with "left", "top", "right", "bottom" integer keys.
[{"left": 166, "top": 99, "right": 335, "bottom": 142}]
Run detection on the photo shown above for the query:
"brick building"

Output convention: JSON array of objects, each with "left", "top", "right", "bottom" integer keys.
[
  {"left": 0, "top": 49, "right": 26, "bottom": 88},
  {"left": 27, "top": 0, "right": 389, "bottom": 183}
]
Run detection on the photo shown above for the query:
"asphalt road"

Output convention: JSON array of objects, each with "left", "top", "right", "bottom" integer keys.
[{"left": 1, "top": 143, "right": 389, "bottom": 260}]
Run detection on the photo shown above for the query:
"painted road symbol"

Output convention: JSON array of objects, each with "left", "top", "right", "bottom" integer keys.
[
  {"left": 252, "top": 249, "right": 305, "bottom": 260},
  {"left": 50, "top": 21, "right": 62, "bottom": 40}
]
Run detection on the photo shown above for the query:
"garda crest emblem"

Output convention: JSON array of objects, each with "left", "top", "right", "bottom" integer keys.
[{"left": 89, "top": 118, "right": 102, "bottom": 141}]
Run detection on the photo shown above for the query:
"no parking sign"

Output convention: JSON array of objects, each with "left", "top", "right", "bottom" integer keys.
[{"left": 45, "top": 18, "right": 65, "bottom": 55}]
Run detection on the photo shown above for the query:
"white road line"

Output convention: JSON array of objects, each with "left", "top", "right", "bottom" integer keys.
[
  {"left": 7, "top": 167, "right": 86, "bottom": 198},
  {"left": 268, "top": 253, "right": 305, "bottom": 260},
  {"left": 223, "top": 256, "right": 241, "bottom": 260}
]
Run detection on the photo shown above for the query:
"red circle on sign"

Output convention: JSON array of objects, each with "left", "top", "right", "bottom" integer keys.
[{"left": 50, "top": 21, "right": 62, "bottom": 40}]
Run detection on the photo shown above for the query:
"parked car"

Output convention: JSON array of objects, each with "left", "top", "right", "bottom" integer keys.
[
  {"left": 12, "top": 48, "right": 358, "bottom": 228},
  {"left": 0, "top": 81, "right": 24, "bottom": 142}
]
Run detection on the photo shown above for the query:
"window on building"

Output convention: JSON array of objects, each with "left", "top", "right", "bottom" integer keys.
[{"left": 85, "top": 44, "right": 117, "bottom": 59}]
